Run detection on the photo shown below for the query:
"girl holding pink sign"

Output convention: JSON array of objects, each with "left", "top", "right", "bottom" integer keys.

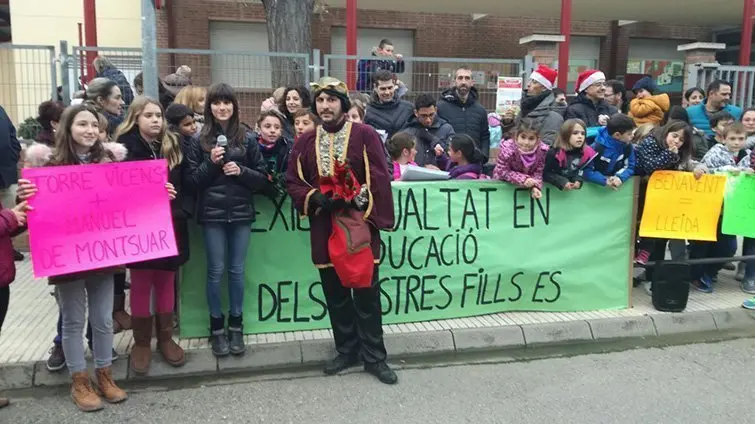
[
  {"left": 17, "top": 103, "right": 129, "bottom": 412},
  {"left": 113, "top": 96, "right": 190, "bottom": 376}
]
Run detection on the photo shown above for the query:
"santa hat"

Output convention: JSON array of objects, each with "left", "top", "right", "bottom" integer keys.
[
  {"left": 529, "top": 65, "right": 558, "bottom": 91},
  {"left": 576, "top": 69, "right": 606, "bottom": 94}
]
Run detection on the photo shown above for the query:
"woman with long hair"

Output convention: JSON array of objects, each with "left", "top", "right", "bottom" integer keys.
[
  {"left": 186, "top": 83, "right": 269, "bottom": 357},
  {"left": 35, "top": 101, "right": 65, "bottom": 147},
  {"left": 86, "top": 77, "right": 125, "bottom": 137},
  {"left": 17, "top": 103, "right": 128, "bottom": 412},
  {"left": 112, "top": 96, "right": 189, "bottom": 375},
  {"left": 278, "top": 86, "right": 311, "bottom": 140}
]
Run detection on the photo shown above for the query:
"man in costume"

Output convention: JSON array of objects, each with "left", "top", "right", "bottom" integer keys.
[{"left": 286, "top": 77, "right": 397, "bottom": 384}]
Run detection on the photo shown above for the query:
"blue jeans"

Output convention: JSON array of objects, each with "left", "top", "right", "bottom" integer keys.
[
  {"left": 688, "top": 220, "right": 737, "bottom": 280},
  {"left": 743, "top": 237, "right": 755, "bottom": 280},
  {"left": 202, "top": 222, "right": 252, "bottom": 318}
]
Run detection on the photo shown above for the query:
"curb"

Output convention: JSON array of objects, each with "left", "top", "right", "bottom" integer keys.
[{"left": 2, "top": 308, "right": 755, "bottom": 391}]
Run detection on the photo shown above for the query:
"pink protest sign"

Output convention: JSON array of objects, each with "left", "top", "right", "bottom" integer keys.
[{"left": 23, "top": 159, "right": 178, "bottom": 278}]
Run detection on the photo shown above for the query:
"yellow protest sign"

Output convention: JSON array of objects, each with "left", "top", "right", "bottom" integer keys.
[{"left": 639, "top": 171, "right": 726, "bottom": 241}]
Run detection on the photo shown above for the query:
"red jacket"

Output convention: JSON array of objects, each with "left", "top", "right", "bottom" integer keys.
[{"left": 0, "top": 204, "right": 19, "bottom": 287}]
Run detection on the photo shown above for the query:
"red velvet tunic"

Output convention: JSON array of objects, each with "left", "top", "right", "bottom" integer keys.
[{"left": 286, "top": 119, "right": 394, "bottom": 268}]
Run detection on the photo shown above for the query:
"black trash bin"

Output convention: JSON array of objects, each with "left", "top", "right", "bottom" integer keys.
[{"left": 650, "top": 261, "right": 691, "bottom": 313}]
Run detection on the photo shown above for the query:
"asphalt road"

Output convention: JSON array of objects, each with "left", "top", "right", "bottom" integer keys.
[{"left": 3, "top": 338, "right": 755, "bottom": 424}]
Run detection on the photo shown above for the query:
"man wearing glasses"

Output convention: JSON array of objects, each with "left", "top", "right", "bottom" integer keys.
[{"left": 565, "top": 69, "right": 618, "bottom": 128}]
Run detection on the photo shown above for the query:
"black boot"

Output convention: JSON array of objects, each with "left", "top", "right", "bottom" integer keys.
[
  {"left": 324, "top": 353, "right": 359, "bottom": 375},
  {"left": 364, "top": 361, "right": 398, "bottom": 385},
  {"left": 13, "top": 249, "right": 24, "bottom": 262},
  {"left": 227, "top": 314, "right": 246, "bottom": 356},
  {"left": 209, "top": 315, "right": 229, "bottom": 357}
]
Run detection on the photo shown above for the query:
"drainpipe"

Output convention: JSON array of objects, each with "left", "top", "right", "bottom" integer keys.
[
  {"left": 740, "top": 0, "right": 753, "bottom": 65},
  {"left": 346, "top": 0, "right": 357, "bottom": 89},
  {"left": 557, "top": 0, "right": 572, "bottom": 90},
  {"left": 166, "top": 0, "right": 176, "bottom": 68},
  {"left": 83, "top": 0, "right": 98, "bottom": 83}
]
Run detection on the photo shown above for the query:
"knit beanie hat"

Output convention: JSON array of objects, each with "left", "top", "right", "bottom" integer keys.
[
  {"left": 529, "top": 65, "right": 558, "bottom": 91},
  {"left": 632, "top": 76, "right": 658, "bottom": 95},
  {"left": 575, "top": 69, "right": 606, "bottom": 94}
]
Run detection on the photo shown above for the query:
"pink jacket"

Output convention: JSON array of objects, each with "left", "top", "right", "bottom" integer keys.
[
  {"left": 0, "top": 204, "right": 20, "bottom": 287},
  {"left": 492, "top": 138, "right": 549, "bottom": 189},
  {"left": 392, "top": 161, "right": 417, "bottom": 180}
]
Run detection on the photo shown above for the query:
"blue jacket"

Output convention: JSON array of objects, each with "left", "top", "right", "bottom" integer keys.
[
  {"left": 686, "top": 102, "right": 743, "bottom": 137},
  {"left": 583, "top": 127, "right": 636, "bottom": 185},
  {"left": 356, "top": 54, "right": 405, "bottom": 92}
]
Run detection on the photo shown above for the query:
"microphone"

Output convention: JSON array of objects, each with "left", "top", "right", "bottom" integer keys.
[{"left": 216, "top": 135, "right": 227, "bottom": 165}]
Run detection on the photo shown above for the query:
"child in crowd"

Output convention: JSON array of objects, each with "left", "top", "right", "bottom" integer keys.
[
  {"left": 442, "top": 134, "right": 486, "bottom": 180},
  {"left": 634, "top": 120, "right": 701, "bottom": 273},
  {"left": 347, "top": 98, "right": 366, "bottom": 124},
  {"left": 386, "top": 132, "right": 418, "bottom": 180},
  {"left": 707, "top": 111, "right": 736, "bottom": 152},
  {"left": 256, "top": 110, "right": 293, "bottom": 176},
  {"left": 18, "top": 103, "right": 129, "bottom": 412},
  {"left": 165, "top": 104, "right": 197, "bottom": 140},
  {"left": 583, "top": 114, "right": 636, "bottom": 190},
  {"left": 293, "top": 108, "right": 318, "bottom": 139},
  {"left": 113, "top": 97, "right": 188, "bottom": 375},
  {"left": 0, "top": 197, "right": 30, "bottom": 410},
  {"left": 690, "top": 122, "right": 751, "bottom": 293},
  {"left": 544, "top": 119, "right": 595, "bottom": 191},
  {"left": 629, "top": 76, "right": 670, "bottom": 125},
  {"left": 174, "top": 85, "right": 206, "bottom": 131},
  {"left": 493, "top": 118, "right": 548, "bottom": 199}
]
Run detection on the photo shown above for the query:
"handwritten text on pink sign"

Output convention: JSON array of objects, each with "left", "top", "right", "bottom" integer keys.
[{"left": 23, "top": 160, "right": 177, "bottom": 277}]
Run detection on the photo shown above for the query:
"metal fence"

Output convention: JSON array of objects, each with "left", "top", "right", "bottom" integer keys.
[
  {"left": 323, "top": 54, "right": 523, "bottom": 110},
  {"left": 686, "top": 63, "right": 755, "bottom": 108},
  {"left": 0, "top": 44, "right": 57, "bottom": 129},
  {"left": 66, "top": 46, "right": 311, "bottom": 124}
]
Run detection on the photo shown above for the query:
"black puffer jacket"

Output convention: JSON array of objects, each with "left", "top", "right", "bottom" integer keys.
[
  {"left": 255, "top": 134, "right": 293, "bottom": 175},
  {"left": 437, "top": 87, "right": 491, "bottom": 161},
  {"left": 564, "top": 93, "right": 618, "bottom": 127},
  {"left": 364, "top": 95, "right": 414, "bottom": 139},
  {"left": 186, "top": 131, "right": 269, "bottom": 224},
  {"left": 117, "top": 129, "right": 190, "bottom": 270},
  {"left": 399, "top": 115, "right": 455, "bottom": 167}
]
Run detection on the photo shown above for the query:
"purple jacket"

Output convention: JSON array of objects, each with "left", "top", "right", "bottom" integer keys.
[{"left": 492, "top": 138, "right": 549, "bottom": 189}]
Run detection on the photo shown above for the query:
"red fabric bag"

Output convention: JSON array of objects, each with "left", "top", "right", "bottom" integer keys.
[
  {"left": 320, "top": 160, "right": 374, "bottom": 288},
  {"left": 328, "top": 209, "right": 374, "bottom": 288}
]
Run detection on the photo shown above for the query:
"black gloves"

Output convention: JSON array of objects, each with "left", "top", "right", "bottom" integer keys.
[{"left": 309, "top": 191, "right": 351, "bottom": 214}]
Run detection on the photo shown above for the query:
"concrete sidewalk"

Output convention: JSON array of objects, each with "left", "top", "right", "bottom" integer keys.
[{"left": 1, "top": 258, "right": 754, "bottom": 391}]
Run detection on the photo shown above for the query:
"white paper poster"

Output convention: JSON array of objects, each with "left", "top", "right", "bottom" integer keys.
[{"left": 496, "top": 77, "right": 523, "bottom": 115}]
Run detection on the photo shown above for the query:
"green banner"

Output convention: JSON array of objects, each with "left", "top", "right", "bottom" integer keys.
[
  {"left": 723, "top": 173, "right": 755, "bottom": 237},
  {"left": 180, "top": 181, "right": 634, "bottom": 337}
]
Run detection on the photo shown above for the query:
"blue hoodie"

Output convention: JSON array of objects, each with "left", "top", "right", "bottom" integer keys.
[{"left": 583, "top": 127, "right": 636, "bottom": 186}]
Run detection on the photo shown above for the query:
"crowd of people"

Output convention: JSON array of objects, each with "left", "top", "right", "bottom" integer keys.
[{"left": 0, "top": 43, "right": 754, "bottom": 412}]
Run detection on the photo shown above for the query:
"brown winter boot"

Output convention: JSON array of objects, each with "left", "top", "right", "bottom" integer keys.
[
  {"left": 0, "top": 397, "right": 9, "bottom": 409},
  {"left": 113, "top": 294, "right": 132, "bottom": 333},
  {"left": 70, "top": 371, "right": 104, "bottom": 412},
  {"left": 93, "top": 367, "right": 128, "bottom": 404},
  {"left": 156, "top": 313, "right": 185, "bottom": 367},
  {"left": 130, "top": 316, "right": 153, "bottom": 375}
]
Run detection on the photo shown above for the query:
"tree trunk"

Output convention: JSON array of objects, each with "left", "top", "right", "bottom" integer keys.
[{"left": 261, "top": 0, "right": 314, "bottom": 88}]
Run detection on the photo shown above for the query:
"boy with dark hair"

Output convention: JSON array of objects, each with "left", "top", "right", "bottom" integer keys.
[
  {"left": 584, "top": 114, "right": 636, "bottom": 189},
  {"left": 708, "top": 111, "right": 736, "bottom": 149},
  {"left": 356, "top": 38, "right": 405, "bottom": 92},
  {"left": 398, "top": 93, "right": 455, "bottom": 167}
]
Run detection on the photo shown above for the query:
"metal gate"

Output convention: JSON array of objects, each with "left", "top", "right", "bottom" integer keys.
[
  {"left": 686, "top": 64, "right": 755, "bottom": 108},
  {"left": 0, "top": 44, "right": 57, "bottom": 126},
  {"left": 323, "top": 54, "right": 523, "bottom": 110}
]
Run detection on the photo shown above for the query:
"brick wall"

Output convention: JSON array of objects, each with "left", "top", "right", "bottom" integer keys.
[{"left": 162, "top": 0, "right": 713, "bottom": 121}]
